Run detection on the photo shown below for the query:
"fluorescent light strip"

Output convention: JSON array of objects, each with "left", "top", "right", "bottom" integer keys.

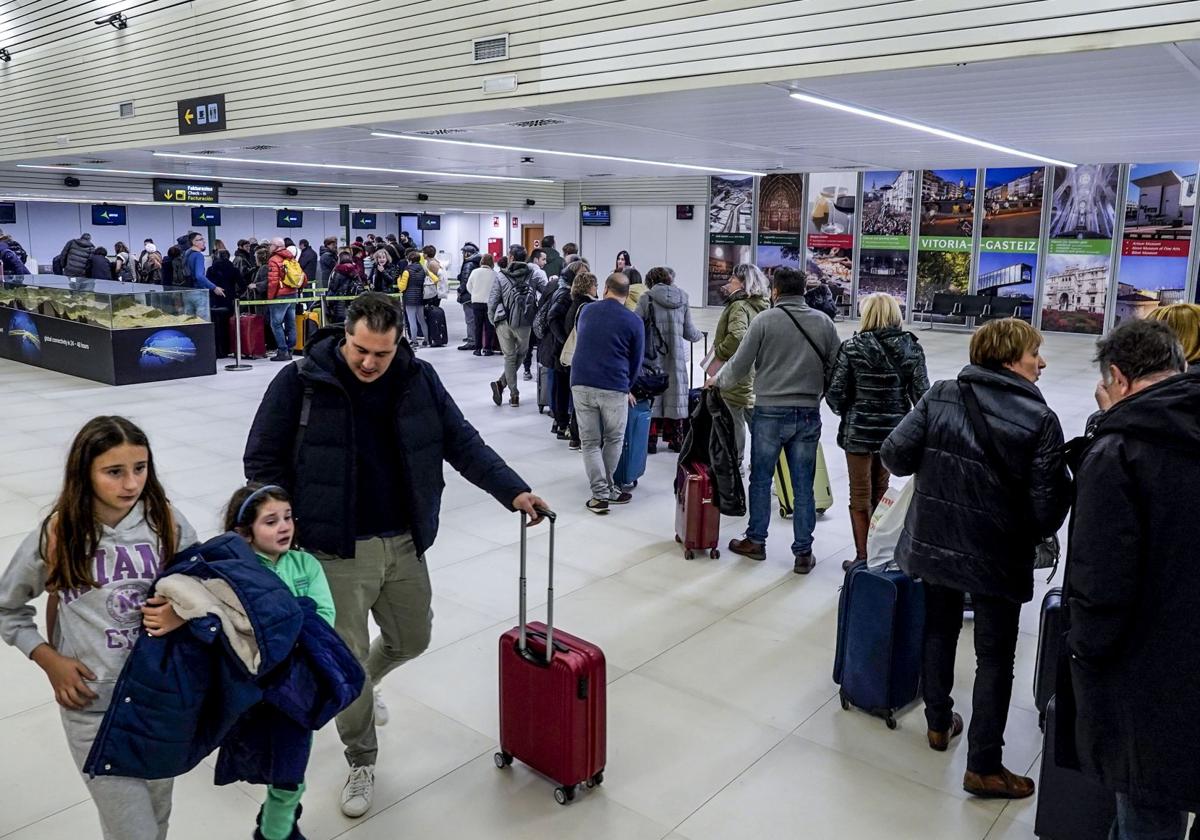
[
  {"left": 788, "top": 92, "right": 1075, "bottom": 168},
  {"left": 371, "top": 131, "right": 768, "bottom": 177},
  {"left": 0, "top": 194, "right": 341, "bottom": 211},
  {"left": 16, "top": 164, "right": 379, "bottom": 189},
  {"left": 153, "top": 152, "right": 555, "bottom": 184}
]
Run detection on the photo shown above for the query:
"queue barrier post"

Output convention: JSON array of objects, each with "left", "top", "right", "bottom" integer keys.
[{"left": 224, "top": 297, "right": 253, "bottom": 372}]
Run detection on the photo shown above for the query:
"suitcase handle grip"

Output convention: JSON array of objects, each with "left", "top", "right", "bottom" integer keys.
[{"left": 518, "top": 508, "right": 557, "bottom": 664}]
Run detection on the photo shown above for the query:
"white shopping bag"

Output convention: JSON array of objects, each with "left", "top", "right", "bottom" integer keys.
[{"left": 866, "top": 480, "right": 914, "bottom": 571}]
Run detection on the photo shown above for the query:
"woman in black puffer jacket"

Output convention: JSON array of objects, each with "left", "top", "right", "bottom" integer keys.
[
  {"left": 880, "top": 317, "right": 1071, "bottom": 801},
  {"left": 826, "top": 293, "right": 930, "bottom": 569}
]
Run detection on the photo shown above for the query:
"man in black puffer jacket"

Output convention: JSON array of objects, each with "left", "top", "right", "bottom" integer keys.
[
  {"left": 881, "top": 317, "right": 1070, "bottom": 801},
  {"left": 244, "top": 293, "right": 548, "bottom": 818},
  {"left": 457, "top": 242, "right": 481, "bottom": 350},
  {"left": 57, "top": 232, "right": 95, "bottom": 278}
]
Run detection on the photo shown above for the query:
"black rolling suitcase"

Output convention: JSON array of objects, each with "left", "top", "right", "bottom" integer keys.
[
  {"left": 1035, "top": 697, "right": 1116, "bottom": 840},
  {"left": 1034, "top": 587, "right": 1065, "bottom": 728},
  {"left": 424, "top": 303, "right": 448, "bottom": 347},
  {"left": 538, "top": 365, "right": 553, "bottom": 415}
]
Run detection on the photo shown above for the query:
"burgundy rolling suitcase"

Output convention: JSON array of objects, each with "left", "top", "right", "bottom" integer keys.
[
  {"left": 496, "top": 510, "right": 606, "bottom": 805},
  {"left": 675, "top": 462, "right": 721, "bottom": 560},
  {"left": 229, "top": 312, "right": 267, "bottom": 359}
]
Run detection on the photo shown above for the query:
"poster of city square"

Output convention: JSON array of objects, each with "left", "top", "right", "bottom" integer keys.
[
  {"left": 756, "top": 173, "right": 804, "bottom": 277},
  {"left": 977, "top": 167, "right": 1044, "bottom": 321},
  {"left": 708, "top": 175, "right": 755, "bottom": 305},
  {"left": 806, "top": 172, "right": 856, "bottom": 301},
  {"left": 1041, "top": 164, "right": 1120, "bottom": 334},
  {"left": 859, "top": 170, "right": 915, "bottom": 310},
  {"left": 916, "top": 169, "right": 976, "bottom": 320}
]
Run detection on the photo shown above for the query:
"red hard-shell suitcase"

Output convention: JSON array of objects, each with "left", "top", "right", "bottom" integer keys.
[
  {"left": 230, "top": 312, "right": 267, "bottom": 359},
  {"left": 675, "top": 462, "right": 721, "bottom": 559},
  {"left": 496, "top": 510, "right": 606, "bottom": 805}
]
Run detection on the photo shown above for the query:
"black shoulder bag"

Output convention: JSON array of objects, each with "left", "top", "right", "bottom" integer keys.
[{"left": 957, "top": 381, "right": 1060, "bottom": 579}]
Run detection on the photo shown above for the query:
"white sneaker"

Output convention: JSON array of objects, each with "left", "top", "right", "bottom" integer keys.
[
  {"left": 340, "top": 764, "right": 375, "bottom": 818},
  {"left": 373, "top": 686, "right": 389, "bottom": 727}
]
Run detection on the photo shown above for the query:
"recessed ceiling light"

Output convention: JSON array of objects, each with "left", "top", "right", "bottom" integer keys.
[
  {"left": 788, "top": 92, "right": 1075, "bottom": 168},
  {"left": 370, "top": 131, "right": 767, "bottom": 177},
  {"left": 152, "top": 152, "right": 555, "bottom": 183},
  {"left": 16, "top": 163, "right": 397, "bottom": 189}
]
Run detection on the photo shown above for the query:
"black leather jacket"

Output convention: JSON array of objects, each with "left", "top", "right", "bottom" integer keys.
[
  {"left": 825, "top": 328, "right": 931, "bottom": 454},
  {"left": 880, "top": 365, "right": 1071, "bottom": 603}
]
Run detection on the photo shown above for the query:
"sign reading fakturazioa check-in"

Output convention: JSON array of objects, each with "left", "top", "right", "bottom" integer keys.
[{"left": 153, "top": 179, "right": 219, "bottom": 204}]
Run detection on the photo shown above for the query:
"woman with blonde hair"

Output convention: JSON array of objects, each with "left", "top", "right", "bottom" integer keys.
[
  {"left": 826, "top": 293, "right": 930, "bottom": 569},
  {"left": 1147, "top": 302, "right": 1200, "bottom": 373}
]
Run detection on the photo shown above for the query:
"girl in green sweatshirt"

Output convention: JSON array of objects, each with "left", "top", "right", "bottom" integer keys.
[{"left": 223, "top": 483, "right": 335, "bottom": 840}]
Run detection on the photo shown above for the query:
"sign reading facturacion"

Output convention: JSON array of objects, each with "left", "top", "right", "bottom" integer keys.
[{"left": 153, "top": 179, "right": 219, "bottom": 204}]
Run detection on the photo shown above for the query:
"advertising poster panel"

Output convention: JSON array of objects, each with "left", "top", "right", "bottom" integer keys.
[
  {"left": 756, "top": 173, "right": 804, "bottom": 279},
  {"left": 708, "top": 175, "right": 754, "bottom": 305},
  {"left": 978, "top": 166, "right": 1045, "bottom": 321},
  {"left": 916, "top": 168, "right": 976, "bottom": 321},
  {"left": 859, "top": 170, "right": 914, "bottom": 311},
  {"left": 1041, "top": 164, "right": 1120, "bottom": 334},
  {"left": 805, "top": 172, "right": 857, "bottom": 305},
  {"left": 1115, "top": 161, "right": 1197, "bottom": 323}
]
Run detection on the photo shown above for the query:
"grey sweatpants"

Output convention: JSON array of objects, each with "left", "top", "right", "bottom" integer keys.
[
  {"left": 62, "top": 701, "right": 173, "bottom": 840},
  {"left": 320, "top": 534, "right": 433, "bottom": 767}
]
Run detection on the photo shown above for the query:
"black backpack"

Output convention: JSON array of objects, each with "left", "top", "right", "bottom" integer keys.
[
  {"left": 502, "top": 273, "right": 538, "bottom": 330},
  {"left": 533, "top": 284, "right": 567, "bottom": 340},
  {"left": 171, "top": 253, "right": 193, "bottom": 287}
]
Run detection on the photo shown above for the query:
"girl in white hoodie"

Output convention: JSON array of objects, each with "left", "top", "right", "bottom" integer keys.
[{"left": 0, "top": 416, "right": 197, "bottom": 840}]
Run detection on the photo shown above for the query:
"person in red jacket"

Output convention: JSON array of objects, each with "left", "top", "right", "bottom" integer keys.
[{"left": 267, "top": 238, "right": 300, "bottom": 362}]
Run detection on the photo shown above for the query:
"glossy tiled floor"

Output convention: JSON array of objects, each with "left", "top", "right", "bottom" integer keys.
[{"left": 0, "top": 307, "right": 1108, "bottom": 839}]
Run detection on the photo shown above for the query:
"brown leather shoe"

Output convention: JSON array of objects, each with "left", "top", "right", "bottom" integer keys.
[
  {"left": 793, "top": 551, "right": 816, "bottom": 574},
  {"left": 728, "top": 537, "right": 766, "bottom": 561},
  {"left": 963, "top": 766, "right": 1036, "bottom": 799},
  {"left": 927, "top": 712, "right": 963, "bottom": 752}
]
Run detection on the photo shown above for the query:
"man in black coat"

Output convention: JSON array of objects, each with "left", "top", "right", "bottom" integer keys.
[
  {"left": 1066, "top": 319, "right": 1198, "bottom": 838},
  {"left": 456, "top": 242, "right": 481, "bottom": 350},
  {"left": 297, "top": 239, "right": 318, "bottom": 283},
  {"left": 243, "top": 293, "right": 548, "bottom": 820}
]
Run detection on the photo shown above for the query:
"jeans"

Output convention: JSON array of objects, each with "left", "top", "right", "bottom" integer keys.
[
  {"left": 572, "top": 385, "right": 629, "bottom": 500},
  {"left": 922, "top": 582, "right": 1020, "bottom": 774},
  {"left": 1110, "top": 794, "right": 1188, "bottom": 840},
  {"left": 405, "top": 304, "right": 427, "bottom": 343},
  {"left": 495, "top": 322, "right": 531, "bottom": 399},
  {"left": 319, "top": 534, "right": 433, "bottom": 767},
  {"left": 846, "top": 452, "right": 890, "bottom": 512},
  {"left": 729, "top": 403, "right": 754, "bottom": 467},
  {"left": 462, "top": 301, "right": 476, "bottom": 343},
  {"left": 471, "top": 302, "right": 496, "bottom": 351},
  {"left": 747, "top": 406, "right": 821, "bottom": 554},
  {"left": 269, "top": 301, "right": 296, "bottom": 353}
]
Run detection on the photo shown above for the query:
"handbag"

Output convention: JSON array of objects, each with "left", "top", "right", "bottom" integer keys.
[
  {"left": 631, "top": 368, "right": 669, "bottom": 401},
  {"left": 865, "top": 480, "right": 914, "bottom": 571},
  {"left": 958, "top": 381, "right": 1061, "bottom": 580},
  {"left": 558, "top": 303, "right": 586, "bottom": 367},
  {"left": 643, "top": 300, "right": 669, "bottom": 362}
]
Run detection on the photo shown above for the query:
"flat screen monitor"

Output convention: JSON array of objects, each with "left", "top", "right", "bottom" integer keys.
[
  {"left": 0, "top": 203, "right": 15, "bottom": 225},
  {"left": 352, "top": 212, "right": 377, "bottom": 229},
  {"left": 277, "top": 209, "right": 303, "bottom": 228},
  {"left": 91, "top": 204, "right": 127, "bottom": 225},
  {"left": 581, "top": 204, "right": 611, "bottom": 226},
  {"left": 191, "top": 207, "right": 221, "bottom": 226},
  {"left": 418, "top": 213, "right": 441, "bottom": 231}
]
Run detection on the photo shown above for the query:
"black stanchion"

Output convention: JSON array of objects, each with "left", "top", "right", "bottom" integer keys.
[{"left": 225, "top": 298, "right": 253, "bottom": 372}]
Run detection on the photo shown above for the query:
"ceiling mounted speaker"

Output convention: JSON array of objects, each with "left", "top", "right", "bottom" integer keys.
[
  {"left": 284, "top": 187, "right": 299, "bottom": 196},
  {"left": 64, "top": 176, "right": 80, "bottom": 187},
  {"left": 525, "top": 198, "right": 536, "bottom": 206},
  {"left": 417, "top": 193, "right": 429, "bottom": 202}
]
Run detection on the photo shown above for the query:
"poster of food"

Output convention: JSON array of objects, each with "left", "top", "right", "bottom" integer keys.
[
  {"left": 860, "top": 170, "right": 914, "bottom": 311},
  {"left": 1115, "top": 161, "right": 1197, "bottom": 322},
  {"left": 756, "top": 173, "right": 804, "bottom": 278},
  {"left": 916, "top": 169, "right": 976, "bottom": 320},
  {"left": 1041, "top": 164, "right": 1120, "bottom": 334},
  {"left": 805, "top": 172, "right": 857, "bottom": 305},
  {"left": 708, "top": 175, "right": 755, "bottom": 305},
  {"left": 977, "top": 166, "right": 1045, "bottom": 321}
]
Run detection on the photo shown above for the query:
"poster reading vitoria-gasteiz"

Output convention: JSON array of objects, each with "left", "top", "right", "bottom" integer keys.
[{"left": 916, "top": 168, "right": 976, "bottom": 322}]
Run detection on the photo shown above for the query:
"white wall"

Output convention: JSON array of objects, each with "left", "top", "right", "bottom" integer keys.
[{"left": 579, "top": 205, "right": 705, "bottom": 303}]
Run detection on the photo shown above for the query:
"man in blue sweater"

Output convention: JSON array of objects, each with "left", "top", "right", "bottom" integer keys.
[
  {"left": 178, "top": 232, "right": 224, "bottom": 318},
  {"left": 571, "top": 272, "right": 645, "bottom": 514}
]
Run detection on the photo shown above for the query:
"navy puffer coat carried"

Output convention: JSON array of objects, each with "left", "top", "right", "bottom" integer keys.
[{"left": 880, "top": 365, "right": 1071, "bottom": 603}]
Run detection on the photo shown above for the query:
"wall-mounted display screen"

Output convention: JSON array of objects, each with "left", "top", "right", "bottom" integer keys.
[
  {"left": 0, "top": 203, "right": 15, "bottom": 225},
  {"left": 352, "top": 212, "right": 377, "bottom": 229},
  {"left": 581, "top": 204, "right": 611, "bottom": 226},
  {"left": 418, "top": 213, "right": 441, "bottom": 231},
  {"left": 277, "top": 210, "right": 303, "bottom": 228},
  {"left": 91, "top": 205, "right": 127, "bottom": 225},
  {"left": 191, "top": 207, "right": 221, "bottom": 226}
]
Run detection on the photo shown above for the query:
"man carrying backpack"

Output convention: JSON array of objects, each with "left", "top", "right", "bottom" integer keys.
[
  {"left": 266, "top": 236, "right": 305, "bottom": 361},
  {"left": 488, "top": 245, "right": 546, "bottom": 407},
  {"left": 175, "top": 232, "right": 224, "bottom": 317}
]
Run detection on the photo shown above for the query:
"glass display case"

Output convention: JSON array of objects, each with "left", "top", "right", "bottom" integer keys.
[{"left": 0, "top": 276, "right": 216, "bottom": 385}]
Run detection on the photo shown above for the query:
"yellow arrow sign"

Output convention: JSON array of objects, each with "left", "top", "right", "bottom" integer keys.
[
  {"left": 185, "top": 108, "right": 193, "bottom": 125},
  {"left": 162, "top": 191, "right": 172, "bottom": 199}
]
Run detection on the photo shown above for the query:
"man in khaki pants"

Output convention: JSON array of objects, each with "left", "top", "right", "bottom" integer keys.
[{"left": 244, "top": 292, "right": 547, "bottom": 819}]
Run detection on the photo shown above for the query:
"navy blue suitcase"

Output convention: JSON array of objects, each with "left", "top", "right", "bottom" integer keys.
[
  {"left": 833, "top": 560, "right": 925, "bottom": 728},
  {"left": 614, "top": 399, "right": 652, "bottom": 489}
]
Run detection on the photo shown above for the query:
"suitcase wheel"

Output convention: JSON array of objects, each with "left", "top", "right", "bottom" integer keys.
[
  {"left": 554, "top": 785, "right": 576, "bottom": 805},
  {"left": 675, "top": 535, "right": 682, "bottom": 544},
  {"left": 709, "top": 548, "right": 720, "bottom": 559},
  {"left": 779, "top": 506, "right": 789, "bottom": 518},
  {"left": 584, "top": 770, "right": 604, "bottom": 789},
  {"left": 493, "top": 752, "right": 513, "bottom": 769},
  {"left": 684, "top": 549, "right": 695, "bottom": 560},
  {"left": 839, "top": 690, "right": 850, "bottom": 711},
  {"left": 817, "top": 507, "right": 828, "bottom": 516},
  {"left": 885, "top": 714, "right": 897, "bottom": 730}
]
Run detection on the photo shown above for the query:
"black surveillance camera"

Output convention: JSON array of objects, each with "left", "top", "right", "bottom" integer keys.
[
  {"left": 64, "top": 176, "right": 80, "bottom": 188},
  {"left": 285, "top": 187, "right": 299, "bottom": 196},
  {"left": 525, "top": 198, "right": 536, "bottom": 206},
  {"left": 417, "top": 193, "right": 429, "bottom": 202}
]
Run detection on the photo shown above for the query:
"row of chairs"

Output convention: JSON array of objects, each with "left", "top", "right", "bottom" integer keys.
[{"left": 913, "top": 293, "right": 1032, "bottom": 329}]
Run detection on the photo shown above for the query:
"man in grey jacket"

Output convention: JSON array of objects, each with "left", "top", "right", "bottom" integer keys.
[{"left": 709, "top": 267, "right": 839, "bottom": 573}]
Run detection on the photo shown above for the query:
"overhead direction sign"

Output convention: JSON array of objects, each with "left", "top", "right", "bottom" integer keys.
[
  {"left": 91, "top": 204, "right": 127, "bottom": 225},
  {"left": 153, "top": 178, "right": 219, "bottom": 204},
  {"left": 177, "top": 93, "right": 227, "bottom": 135},
  {"left": 191, "top": 207, "right": 221, "bottom": 226},
  {"left": 277, "top": 209, "right": 303, "bottom": 228}
]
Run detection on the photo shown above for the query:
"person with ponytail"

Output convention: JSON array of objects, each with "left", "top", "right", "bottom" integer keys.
[{"left": 0, "top": 416, "right": 197, "bottom": 840}]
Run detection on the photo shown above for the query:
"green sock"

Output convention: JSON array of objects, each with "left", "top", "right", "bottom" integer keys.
[{"left": 261, "top": 782, "right": 305, "bottom": 840}]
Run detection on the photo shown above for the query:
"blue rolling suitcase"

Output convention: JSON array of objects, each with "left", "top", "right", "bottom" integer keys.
[
  {"left": 614, "top": 399, "right": 652, "bottom": 489},
  {"left": 833, "top": 560, "right": 925, "bottom": 729}
]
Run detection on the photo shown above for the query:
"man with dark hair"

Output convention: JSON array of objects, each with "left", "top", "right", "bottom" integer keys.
[
  {"left": 457, "top": 242, "right": 482, "bottom": 350},
  {"left": 298, "top": 238, "right": 318, "bottom": 283},
  {"left": 1067, "top": 318, "right": 1199, "bottom": 839},
  {"left": 562, "top": 242, "right": 578, "bottom": 258},
  {"left": 542, "top": 235, "right": 563, "bottom": 278},
  {"left": 176, "top": 231, "right": 224, "bottom": 316},
  {"left": 708, "top": 266, "right": 839, "bottom": 573},
  {"left": 489, "top": 243, "right": 547, "bottom": 406},
  {"left": 244, "top": 291, "right": 547, "bottom": 821}
]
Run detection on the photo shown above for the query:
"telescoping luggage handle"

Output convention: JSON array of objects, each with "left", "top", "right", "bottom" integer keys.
[{"left": 519, "top": 507, "right": 558, "bottom": 664}]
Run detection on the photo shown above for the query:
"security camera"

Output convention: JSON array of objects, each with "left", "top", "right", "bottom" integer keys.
[
  {"left": 417, "top": 193, "right": 429, "bottom": 202},
  {"left": 285, "top": 187, "right": 299, "bottom": 196},
  {"left": 525, "top": 198, "right": 536, "bottom": 206},
  {"left": 64, "top": 176, "right": 80, "bottom": 188}
]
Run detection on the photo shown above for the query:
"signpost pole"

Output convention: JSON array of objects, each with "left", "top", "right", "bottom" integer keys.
[
  {"left": 340, "top": 203, "right": 351, "bottom": 247},
  {"left": 225, "top": 297, "right": 252, "bottom": 372}
]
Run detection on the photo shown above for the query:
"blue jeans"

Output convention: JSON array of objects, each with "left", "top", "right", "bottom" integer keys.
[
  {"left": 747, "top": 406, "right": 821, "bottom": 554},
  {"left": 269, "top": 301, "right": 297, "bottom": 353},
  {"left": 1110, "top": 794, "right": 1187, "bottom": 840}
]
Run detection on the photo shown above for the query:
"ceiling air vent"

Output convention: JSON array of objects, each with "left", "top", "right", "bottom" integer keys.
[
  {"left": 473, "top": 34, "right": 509, "bottom": 63},
  {"left": 414, "top": 128, "right": 471, "bottom": 136},
  {"left": 507, "top": 118, "right": 566, "bottom": 129},
  {"left": 191, "top": 149, "right": 222, "bottom": 155},
  {"left": 244, "top": 144, "right": 277, "bottom": 151},
  {"left": 83, "top": 158, "right": 110, "bottom": 164}
]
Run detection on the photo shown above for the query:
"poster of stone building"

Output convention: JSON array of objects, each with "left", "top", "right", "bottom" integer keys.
[{"left": 756, "top": 173, "right": 804, "bottom": 279}]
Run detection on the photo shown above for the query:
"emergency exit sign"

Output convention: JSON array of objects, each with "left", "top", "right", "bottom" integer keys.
[{"left": 177, "top": 93, "right": 227, "bottom": 135}]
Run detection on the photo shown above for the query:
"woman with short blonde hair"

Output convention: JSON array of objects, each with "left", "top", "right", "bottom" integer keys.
[
  {"left": 825, "top": 293, "right": 929, "bottom": 569},
  {"left": 1147, "top": 302, "right": 1200, "bottom": 371}
]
